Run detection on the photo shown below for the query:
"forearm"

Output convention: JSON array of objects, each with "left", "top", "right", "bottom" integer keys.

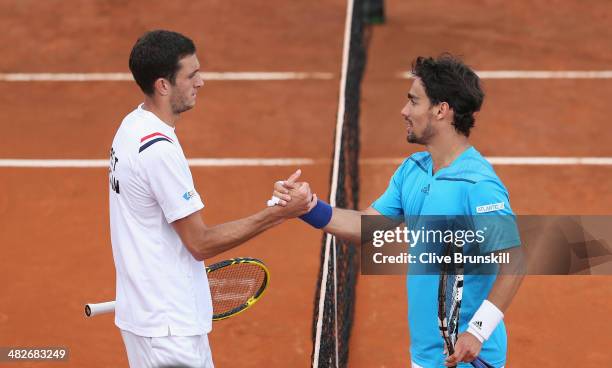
[
  {"left": 466, "top": 247, "right": 524, "bottom": 343},
  {"left": 321, "top": 207, "right": 364, "bottom": 244},
  {"left": 301, "top": 204, "right": 392, "bottom": 245},
  {"left": 487, "top": 274, "right": 524, "bottom": 312},
  {"left": 487, "top": 247, "right": 525, "bottom": 311},
  {"left": 190, "top": 207, "right": 284, "bottom": 260},
  {"left": 466, "top": 273, "right": 524, "bottom": 343}
]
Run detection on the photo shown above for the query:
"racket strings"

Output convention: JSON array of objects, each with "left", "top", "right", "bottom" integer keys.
[{"left": 208, "top": 263, "right": 266, "bottom": 314}]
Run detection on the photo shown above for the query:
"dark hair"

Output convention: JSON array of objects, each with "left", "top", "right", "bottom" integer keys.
[
  {"left": 129, "top": 30, "right": 196, "bottom": 96},
  {"left": 412, "top": 54, "right": 484, "bottom": 137}
]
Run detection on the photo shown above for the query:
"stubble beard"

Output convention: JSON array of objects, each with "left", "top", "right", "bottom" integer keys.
[
  {"left": 170, "top": 92, "right": 195, "bottom": 115},
  {"left": 407, "top": 116, "right": 435, "bottom": 145}
]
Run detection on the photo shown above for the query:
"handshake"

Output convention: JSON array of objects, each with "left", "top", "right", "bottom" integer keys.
[{"left": 266, "top": 169, "right": 319, "bottom": 219}]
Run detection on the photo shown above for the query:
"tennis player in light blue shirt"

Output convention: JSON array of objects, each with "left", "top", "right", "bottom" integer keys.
[
  {"left": 274, "top": 54, "right": 524, "bottom": 367},
  {"left": 372, "top": 146, "right": 520, "bottom": 367}
]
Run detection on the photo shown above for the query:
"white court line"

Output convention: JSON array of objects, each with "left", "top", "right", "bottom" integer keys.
[
  {"left": 0, "top": 72, "right": 334, "bottom": 82},
  {"left": 3, "top": 71, "right": 612, "bottom": 82},
  {"left": 487, "top": 157, "right": 612, "bottom": 165},
  {"left": 2, "top": 157, "right": 612, "bottom": 168},
  {"left": 363, "top": 157, "right": 612, "bottom": 165},
  {"left": 0, "top": 158, "right": 316, "bottom": 168},
  {"left": 398, "top": 70, "right": 612, "bottom": 79},
  {"left": 188, "top": 158, "right": 317, "bottom": 166}
]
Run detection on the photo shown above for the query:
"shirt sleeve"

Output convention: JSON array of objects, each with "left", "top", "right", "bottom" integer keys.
[
  {"left": 467, "top": 180, "right": 520, "bottom": 253},
  {"left": 139, "top": 142, "right": 204, "bottom": 223},
  {"left": 371, "top": 161, "right": 406, "bottom": 217}
]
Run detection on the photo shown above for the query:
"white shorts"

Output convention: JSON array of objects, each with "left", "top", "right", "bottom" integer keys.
[{"left": 120, "top": 329, "right": 214, "bottom": 368}]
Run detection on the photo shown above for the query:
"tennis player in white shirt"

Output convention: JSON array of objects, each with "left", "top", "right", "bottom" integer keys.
[{"left": 109, "top": 29, "right": 314, "bottom": 368}]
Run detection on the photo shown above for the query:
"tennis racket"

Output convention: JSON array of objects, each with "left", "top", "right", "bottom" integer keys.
[
  {"left": 438, "top": 242, "right": 494, "bottom": 368},
  {"left": 85, "top": 257, "right": 269, "bottom": 321}
]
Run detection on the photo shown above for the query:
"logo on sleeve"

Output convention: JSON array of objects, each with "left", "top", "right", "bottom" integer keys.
[
  {"left": 183, "top": 190, "right": 197, "bottom": 201},
  {"left": 476, "top": 202, "right": 505, "bottom": 213}
]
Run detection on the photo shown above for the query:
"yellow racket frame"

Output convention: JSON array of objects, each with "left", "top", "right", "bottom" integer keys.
[{"left": 206, "top": 257, "right": 270, "bottom": 321}]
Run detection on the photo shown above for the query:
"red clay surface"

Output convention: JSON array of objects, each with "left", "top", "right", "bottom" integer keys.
[{"left": 1, "top": 0, "right": 611, "bottom": 367}]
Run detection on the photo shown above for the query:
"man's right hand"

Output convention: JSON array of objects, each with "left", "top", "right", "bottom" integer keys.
[
  {"left": 279, "top": 182, "right": 315, "bottom": 218},
  {"left": 269, "top": 169, "right": 316, "bottom": 218},
  {"left": 270, "top": 169, "right": 300, "bottom": 206}
]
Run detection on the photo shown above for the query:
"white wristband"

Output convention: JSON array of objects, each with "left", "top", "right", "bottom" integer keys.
[{"left": 467, "top": 300, "right": 504, "bottom": 343}]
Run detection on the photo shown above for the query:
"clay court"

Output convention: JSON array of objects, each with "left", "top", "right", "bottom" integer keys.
[{"left": 1, "top": 0, "right": 611, "bottom": 367}]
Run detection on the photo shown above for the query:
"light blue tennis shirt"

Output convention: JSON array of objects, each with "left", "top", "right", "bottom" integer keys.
[{"left": 372, "top": 147, "right": 520, "bottom": 368}]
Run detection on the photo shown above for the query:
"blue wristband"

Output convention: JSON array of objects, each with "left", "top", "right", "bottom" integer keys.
[{"left": 299, "top": 200, "right": 332, "bottom": 229}]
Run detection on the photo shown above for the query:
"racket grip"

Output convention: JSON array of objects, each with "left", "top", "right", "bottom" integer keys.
[
  {"left": 471, "top": 357, "right": 495, "bottom": 368},
  {"left": 84, "top": 301, "right": 116, "bottom": 317}
]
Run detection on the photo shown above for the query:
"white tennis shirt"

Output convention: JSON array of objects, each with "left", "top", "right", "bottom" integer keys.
[{"left": 109, "top": 104, "right": 213, "bottom": 337}]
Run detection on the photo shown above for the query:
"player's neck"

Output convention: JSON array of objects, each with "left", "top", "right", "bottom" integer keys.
[
  {"left": 142, "top": 97, "right": 179, "bottom": 128},
  {"left": 427, "top": 134, "right": 471, "bottom": 174}
]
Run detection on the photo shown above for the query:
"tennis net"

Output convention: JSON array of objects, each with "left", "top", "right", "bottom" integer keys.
[{"left": 311, "top": 0, "right": 371, "bottom": 366}]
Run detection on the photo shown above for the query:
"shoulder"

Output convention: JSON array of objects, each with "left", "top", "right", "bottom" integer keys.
[
  {"left": 118, "top": 106, "right": 175, "bottom": 146},
  {"left": 127, "top": 110, "right": 178, "bottom": 155},
  {"left": 398, "top": 151, "right": 431, "bottom": 174},
  {"left": 136, "top": 133, "right": 187, "bottom": 181},
  {"left": 136, "top": 132, "right": 182, "bottom": 176},
  {"left": 441, "top": 148, "right": 505, "bottom": 187},
  {"left": 138, "top": 131, "right": 176, "bottom": 154},
  {"left": 388, "top": 151, "right": 431, "bottom": 186},
  {"left": 407, "top": 151, "right": 431, "bottom": 170}
]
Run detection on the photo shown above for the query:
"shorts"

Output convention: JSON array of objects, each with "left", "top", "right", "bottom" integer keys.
[{"left": 120, "top": 329, "right": 214, "bottom": 368}]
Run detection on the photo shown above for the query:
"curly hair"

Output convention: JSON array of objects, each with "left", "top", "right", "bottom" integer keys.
[{"left": 412, "top": 54, "right": 484, "bottom": 137}]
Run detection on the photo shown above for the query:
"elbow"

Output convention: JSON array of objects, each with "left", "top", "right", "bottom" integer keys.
[
  {"left": 188, "top": 243, "right": 214, "bottom": 262},
  {"left": 183, "top": 238, "right": 213, "bottom": 262},
  {"left": 188, "top": 247, "right": 213, "bottom": 262},
  {"left": 181, "top": 224, "right": 227, "bottom": 261},
  {"left": 196, "top": 246, "right": 219, "bottom": 261},
  {"left": 191, "top": 250, "right": 207, "bottom": 262},
  {"left": 172, "top": 214, "right": 214, "bottom": 262}
]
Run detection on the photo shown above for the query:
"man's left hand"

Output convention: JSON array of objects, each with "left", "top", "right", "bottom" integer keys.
[{"left": 445, "top": 332, "right": 482, "bottom": 366}]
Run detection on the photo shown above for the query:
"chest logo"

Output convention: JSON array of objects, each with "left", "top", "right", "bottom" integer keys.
[{"left": 421, "top": 184, "right": 430, "bottom": 195}]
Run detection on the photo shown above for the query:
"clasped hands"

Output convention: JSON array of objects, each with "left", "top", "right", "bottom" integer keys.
[{"left": 268, "top": 169, "right": 317, "bottom": 218}]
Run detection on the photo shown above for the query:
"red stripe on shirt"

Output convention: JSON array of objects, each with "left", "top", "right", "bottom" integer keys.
[{"left": 140, "top": 132, "right": 173, "bottom": 143}]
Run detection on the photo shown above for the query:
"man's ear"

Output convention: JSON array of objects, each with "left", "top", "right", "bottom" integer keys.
[
  {"left": 153, "top": 78, "right": 171, "bottom": 96},
  {"left": 435, "top": 101, "right": 451, "bottom": 120}
]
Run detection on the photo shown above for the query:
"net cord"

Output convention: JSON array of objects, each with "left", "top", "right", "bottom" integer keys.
[{"left": 312, "top": 0, "right": 356, "bottom": 365}]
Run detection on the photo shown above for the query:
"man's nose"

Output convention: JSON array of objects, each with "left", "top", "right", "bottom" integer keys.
[{"left": 195, "top": 74, "right": 204, "bottom": 88}]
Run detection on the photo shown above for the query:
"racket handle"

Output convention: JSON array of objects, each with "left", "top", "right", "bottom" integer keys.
[
  {"left": 84, "top": 301, "right": 116, "bottom": 317},
  {"left": 471, "top": 357, "right": 495, "bottom": 368}
]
